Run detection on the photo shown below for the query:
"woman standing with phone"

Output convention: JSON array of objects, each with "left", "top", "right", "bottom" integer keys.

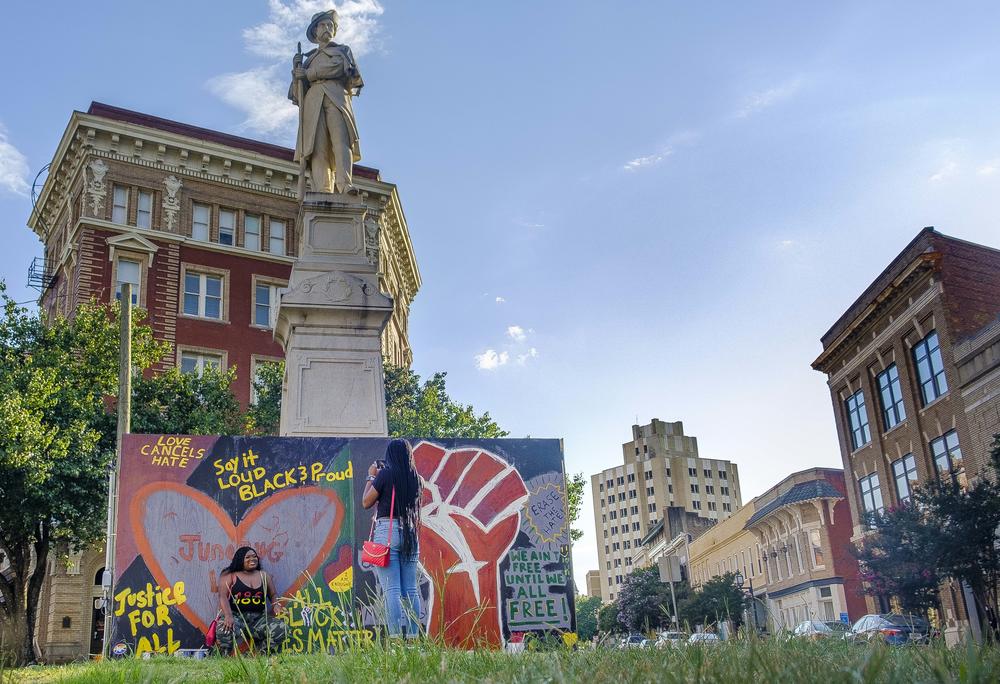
[{"left": 362, "top": 439, "right": 423, "bottom": 639}]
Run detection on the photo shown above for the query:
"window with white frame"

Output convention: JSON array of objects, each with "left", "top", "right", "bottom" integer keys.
[
  {"left": 254, "top": 281, "right": 286, "bottom": 328},
  {"left": 845, "top": 389, "right": 871, "bottom": 449},
  {"left": 112, "top": 185, "right": 128, "bottom": 224},
  {"left": 269, "top": 219, "right": 286, "bottom": 255},
  {"left": 137, "top": 190, "right": 153, "bottom": 229},
  {"left": 180, "top": 350, "right": 222, "bottom": 376},
  {"left": 245, "top": 214, "right": 261, "bottom": 251},
  {"left": 218, "top": 209, "right": 235, "bottom": 246},
  {"left": 930, "top": 430, "right": 963, "bottom": 478},
  {"left": 183, "top": 271, "right": 223, "bottom": 319},
  {"left": 891, "top": 453, "right": 918, "bottom": 502},
  {"left": 192, "top": 204, "right": 210, "bottom": 241},
  {"left": 859, "top": 472, "right": 884, "bottom": 522},
  {"left": 876, "top": 363, "right": 906, "bottom": 430},
  {"left": 810, "top": 529, "right": 824, "bottom": 567},
  {"left": 913, "top": 330, "right": 948, "bottom": 405},
  {"left": 115, "top": 258, "right": 141, "bottom": 305}
]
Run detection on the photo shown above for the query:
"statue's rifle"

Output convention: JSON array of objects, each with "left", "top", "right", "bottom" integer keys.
[{"left": 294, "top": 41, "right": 306, "bottom": 201}]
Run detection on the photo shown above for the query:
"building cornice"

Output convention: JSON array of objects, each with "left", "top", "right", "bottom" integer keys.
[
  {"left": 30, "top": 108, "right": 420, "bottom": 305},
  {"left": 812, "top": 256, "right": 938, "bottom": 372}
]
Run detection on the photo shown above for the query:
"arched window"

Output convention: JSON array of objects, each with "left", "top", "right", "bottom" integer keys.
[{"left": 94, "top": 567, "right": 105, "bottom": 586}]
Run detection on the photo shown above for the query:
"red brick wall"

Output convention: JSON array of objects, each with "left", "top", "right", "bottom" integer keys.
[
  {"left": 936, "top": 237, "right": 1000, "bottom": 342},
  {"left": 175, "top": 245, "right": 290, "bottom": 406},
  {"left": 823, "top": 471, "right": 867, "bottom": 620}
]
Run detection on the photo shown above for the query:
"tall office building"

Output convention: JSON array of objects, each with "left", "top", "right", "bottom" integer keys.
[{"left": 590, "top": 419, "right": 742, "bottom": 602}]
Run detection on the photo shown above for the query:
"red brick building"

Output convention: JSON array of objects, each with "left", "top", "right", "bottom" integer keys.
[
  {"left": 812, "top": 227, "right": 1000, "bottom": 642},
  {"left": 29, "top": 102, "right": 420, "bottom": 407},
  {"left": 25, "top": 102, "right": 421, "bottom": 661}
]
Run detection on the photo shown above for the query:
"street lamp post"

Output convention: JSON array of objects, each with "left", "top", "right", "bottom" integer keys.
[{"left": 733, "top": 572, "right": 758, "bottom": 633}]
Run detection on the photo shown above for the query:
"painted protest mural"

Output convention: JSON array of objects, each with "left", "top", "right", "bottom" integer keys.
[{"left": 113, "top": 435, "right": 573, "bottom": 654}]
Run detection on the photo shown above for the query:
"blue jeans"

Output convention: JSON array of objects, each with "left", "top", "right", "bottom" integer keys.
[{"left": 371, "top": 519, "right": 421, "bottom": 638}]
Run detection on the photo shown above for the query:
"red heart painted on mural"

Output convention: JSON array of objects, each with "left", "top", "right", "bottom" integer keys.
[
  {"left": 412, "top": 442, "right": 529, "bottom": 647},
  {"left": 131, "top": 482, "right": 344, "bottom": 634}
]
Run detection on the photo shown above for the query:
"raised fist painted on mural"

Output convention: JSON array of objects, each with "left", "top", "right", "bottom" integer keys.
[{"left": 412, "top": 442, "right": 529, "bottom": 647}]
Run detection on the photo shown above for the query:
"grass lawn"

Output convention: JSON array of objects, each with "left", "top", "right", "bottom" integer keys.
[{"left": 3, "top": 640, "right": 998, "bottom": 683}]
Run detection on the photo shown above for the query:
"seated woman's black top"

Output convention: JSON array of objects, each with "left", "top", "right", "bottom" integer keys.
[{"left": 229, "top": 575, "right": 266, "bottom": 615}]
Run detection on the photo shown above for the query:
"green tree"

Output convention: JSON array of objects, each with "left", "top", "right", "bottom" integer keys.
[
  {"left": 566, "top": 473, "right": 585, "bottom": 543},
  {"left": 383, "top": 364, "right": 508, "bottom": 438},
  {"left": 616, "top": 565, "right": 691, "bottom": 632},
  {"left": 575, "top": 594, "right": 602, "bottom": 641},
  {"left": 914, "top": 435, "right": 1000, "bottom": 635},
  {"left": 0, "top": 286, "right": 167, "bottom": 664},
  {"left": 131, "top": 367, "right": 246, "bottom": 435},
  {"left": 597, "top": 601, "right": 620, "bottom": 634},
  {"left": 246, "top": 360, "right": 283, "bottom": 435},
  {"left": 682, "top": 572, "right": 745, "bottom": 631},
  {"left": 852, "top": 501, "right": 942, "bottom": 615}
]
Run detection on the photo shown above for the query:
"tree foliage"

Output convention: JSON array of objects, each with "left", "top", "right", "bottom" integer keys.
[
  {"left": 852, "top": 501, "right": 942, "bottom": 614},
  {"left": 246, "top": 360, "right": 283, "bottom": 435},
  {"left": 681, "top": 572, "right": 745, "bottom": 631},
  {"left": 597, "top": 602, "right": 620, "bottom": 634},
  {"left": 0, "top": 286, "right": 167, "bottom": 664},
  {"left": 383, "top": 364, "right": 508, "bottom": 438},
  {"left": 616, "top": 565, "right": 678, "bottom": 632},
  {"left": 565, "top": 473, "right": 585, "bottom": 543},
  {"left": 853, "top": 435, "right": 1000, "bottom": 635},
  {"left": 574, "top": 594, "right": 602, "bottom": 641},
  {"left": 132, "top": 367, "right": 246, "bottom": 435}
]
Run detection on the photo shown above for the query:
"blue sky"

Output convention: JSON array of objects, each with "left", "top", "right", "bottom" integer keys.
[{"left": 3, "top": 1, "right": 1000, "bottom": 589}]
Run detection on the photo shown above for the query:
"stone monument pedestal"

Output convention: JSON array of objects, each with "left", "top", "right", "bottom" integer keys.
[{"left": 275, "top": 192, "right": 392, "bottom": 437}]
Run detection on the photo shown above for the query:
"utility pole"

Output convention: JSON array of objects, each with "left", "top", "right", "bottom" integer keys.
[{"left": 101, "top": 283, "right": 131, "bottom": 657}]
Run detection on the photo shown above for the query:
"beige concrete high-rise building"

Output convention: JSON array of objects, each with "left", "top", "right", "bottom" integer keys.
[{"left": 590, "top": 419, "right": 743, "bottom": 602}]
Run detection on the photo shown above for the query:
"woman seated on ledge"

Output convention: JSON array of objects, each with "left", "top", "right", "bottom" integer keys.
[{"left": 216, "top": 546, "right": 287, "bottom": 654}]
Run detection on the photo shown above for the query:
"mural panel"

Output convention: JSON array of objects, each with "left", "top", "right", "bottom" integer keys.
[{"left": 112, "top": 435, "right": 572, "bottom": 655}]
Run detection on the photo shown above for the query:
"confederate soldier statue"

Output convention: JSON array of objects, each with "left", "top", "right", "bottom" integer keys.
[{"left": 289, "top": 10, "right": 364, "bottom": 195}]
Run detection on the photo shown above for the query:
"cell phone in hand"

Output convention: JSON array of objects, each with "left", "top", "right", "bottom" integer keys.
[{"left": 375, "top": 460, "right": 386, "bottom": 469}]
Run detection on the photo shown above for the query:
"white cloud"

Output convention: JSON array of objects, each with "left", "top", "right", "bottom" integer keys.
[
  {"left": 0, "top": 124, "right": 29, "bottom": 197},
  {"left": 777, "top": 239, "right": 796, "bottom": 249},
  {"left": 735, "top": 78, "right": 803, "bottom": 119},
  {"left": 623, "top": 150, "right": 670, "bottom": 172},
  {"left": 977, "top": 162, "right": 998, "bottom": 176},
  {"left": 474, "top": 349, "right": 509, "bottom": 371},
  {"left": 244, "top": 0, "right": 384, "bottom": 58},
  {"left": 209, "top": 0, "right": 384, "bottom": 136},
  {"left": 622, "top": 131, "right": 697, "bottom": 172},
  {"left": 516, "top": 348, "right": 538, "bottom": 365},
  {"left": 495, "top": 296, "right": 506, "bottom": 304},
  {"left": 506, "top": 325, "right": 526, "bottom": 342},
  {"left": 207, "top": 66, "right": 299, "bottom": 137},
  {"left": 929, "top": 160, "right": 958, "bottom": 182},
  {"left": 514, "top": 218, "right": 545, "bottom": 229}
]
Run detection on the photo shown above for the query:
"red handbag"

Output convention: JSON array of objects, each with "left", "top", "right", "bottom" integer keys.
[
  {"left": 361, "top": 487, "right": 395, "bottom": 567},
  {"left": 205, "top": 617, "right": 218, "bottom": 647}
]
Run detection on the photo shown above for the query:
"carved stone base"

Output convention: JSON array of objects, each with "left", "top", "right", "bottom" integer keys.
[{"left": 276, "top": 196, "right": 392, "bottom": 437}]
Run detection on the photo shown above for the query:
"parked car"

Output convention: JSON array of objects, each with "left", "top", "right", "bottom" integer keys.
[
  {"left": 846, "top": 614, "right": 930, "bottom": 645},
  {"left": 619, "top": 634, "right": 650, "bottom": 649},
  {"left": 792, "top": 620, "right": 836, "bottom": 640},
  {"left": 655, "top": 631, "right": 687, "bottom": 648},
  {"left": 687, "top": 632, "right": 720, "bottom": 645},
  {"left": 792, "top": 620, "right": 850, "bottom": 640},
  {"left": 824, "top": 621, "right": 851, "bottom": 639}
]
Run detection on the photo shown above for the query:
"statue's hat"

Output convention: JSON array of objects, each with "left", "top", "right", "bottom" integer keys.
[{"left": 306, "top": 10, "right": 339, "bottom": 43}]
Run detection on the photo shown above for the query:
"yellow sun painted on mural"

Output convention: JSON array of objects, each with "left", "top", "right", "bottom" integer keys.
[{"left": 327, "top": 566, "right": 353, "bottom": 593}]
